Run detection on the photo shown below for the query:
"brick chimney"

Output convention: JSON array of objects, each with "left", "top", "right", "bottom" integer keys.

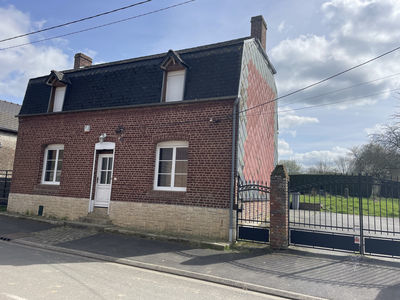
[
  {"left": 74, "top": 53, "right": 92, "bottom": 69},
  {"left": 251, "top": 15, "right": 267, "bottom": 51}
]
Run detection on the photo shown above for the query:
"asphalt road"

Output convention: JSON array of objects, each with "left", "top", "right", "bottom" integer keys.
[{"left": 0, "top": 241, "right": 284, "bottom": 300}]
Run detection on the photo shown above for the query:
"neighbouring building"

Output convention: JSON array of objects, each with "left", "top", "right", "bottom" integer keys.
[
  {"left": 0, "top": 100, "right": 21, "bottom": 170},
  {"left": 8, "top": 16, "right": 278, "bottom": 241}
]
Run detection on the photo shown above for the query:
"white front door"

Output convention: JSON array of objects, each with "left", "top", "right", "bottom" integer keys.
[{"left": 94, "top": 154, "right": 113, "bottom": 207}]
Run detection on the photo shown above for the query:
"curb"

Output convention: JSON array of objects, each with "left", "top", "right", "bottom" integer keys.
[{"left": 11, "top": 239, "right": 326, "bottom": 300}]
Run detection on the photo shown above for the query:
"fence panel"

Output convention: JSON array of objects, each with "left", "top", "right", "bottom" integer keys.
[{"left": 0, "top": 170, "right": 12, "bottom": 206}]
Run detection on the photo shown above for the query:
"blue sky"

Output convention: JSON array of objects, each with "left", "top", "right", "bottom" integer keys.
[{"left": 0, "top": 0, "right": 399, "bottom": 168}]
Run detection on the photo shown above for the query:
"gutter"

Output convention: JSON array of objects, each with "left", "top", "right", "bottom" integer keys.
[
  {"left": 0, "top": 127, "right": 18, "bottom": 134},
  {"left": 229, "top": 97, "right": 240, "bottom": 244},
  {"left": 17, "top": 95, "right": 237, "bottom": 118}
]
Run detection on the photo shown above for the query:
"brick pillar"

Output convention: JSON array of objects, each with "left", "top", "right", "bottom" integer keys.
[{"left": 270, "top": 164, "right": 289, "bottom": 249}]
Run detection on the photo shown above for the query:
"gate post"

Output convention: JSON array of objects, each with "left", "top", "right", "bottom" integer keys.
[{"left": 270, "top": 165, "right": 289, "bottom": 250}]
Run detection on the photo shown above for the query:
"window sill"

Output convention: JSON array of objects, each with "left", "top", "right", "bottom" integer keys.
[
  {"left": 34, "top": 184, "right": 60, "bottom": 194},
  {"left": 153, "top": 188, "right": 187, "bottom": 193},
  {"left": 148, "top": 189, "right": 187, "bottom": 197}
]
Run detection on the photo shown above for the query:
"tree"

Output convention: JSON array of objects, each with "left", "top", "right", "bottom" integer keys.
[
  {"left": 350, "top": 143, "right": 400, "bottom": 178},
  {"left": 334, "top": 155, "right": 352, "bottom": 174},
  {"left": 371, "top": 124, "right": 400, "bottom": 154},
  {"left": 307, "top": 159, "right": 334, "bottom": 174},
  {"left": 278, "top": 160, "right": 303, "bottom": 174}
]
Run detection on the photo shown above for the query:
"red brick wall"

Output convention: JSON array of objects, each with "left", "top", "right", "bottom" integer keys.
[
  {"left": 242, "top": 60, "right": 276, "bottom": 185},
  {"left": 11, "top": 99, "right": 235, "bottom": 209}
]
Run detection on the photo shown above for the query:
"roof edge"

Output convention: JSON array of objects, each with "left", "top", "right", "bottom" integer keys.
[{"left": 17, "top": 95, "right": 237, "bottom": 118}]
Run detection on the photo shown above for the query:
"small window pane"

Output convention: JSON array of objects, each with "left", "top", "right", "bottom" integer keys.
[
  {"left": 47, "top": 150, "right": 56, "bottom": 160},
  {"left": 45, "top": 171, "right": 54, "bottom": 182},
  {"left": 175, "top": 161, "right": 188, "bottom": 174},
  {"left": 108, "top": 158, "right": 113, "bottom": 170},
  {"left": 101, "top": 158, "right": 108, "bottom": 170},
  {"left": 58, "top": 150, "right": 64, "bottom": 160},
  {"left": 159, "top": 148, "right": 173, "bottom": 160},
  {"left": 158, "top": 174, "right": 171, "bottom": 187},
  {"left": 55, "top": 171, "right": 61, "bottom": 182},
  {"left": 100, "top": 170, "right": 107, "bottom": 184},
  {"left": 176, "top": 148, "right": 188, "bottom": 160},
  {"left": 158, "top": 161, "right": 172, "bottom": 174},
  {"left": 56, "top": 160, "right": 63, "bottom": 172},
  {"left": 106, "top": 171, "right": 112, "bottom": 184},
  {"left": 174, "top": 175, "right": 187, "bottom": 187},
  {"left": 46, "top": 160, "right": 56, "bottom": 172}
]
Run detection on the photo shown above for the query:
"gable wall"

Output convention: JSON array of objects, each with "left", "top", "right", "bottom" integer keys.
[{"left": 237, "top": 39, "right": 278, "bottom": 185}]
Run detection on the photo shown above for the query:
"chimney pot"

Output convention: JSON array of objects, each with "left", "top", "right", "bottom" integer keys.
[
  {"left": 74, "top": 53, "right": 92, "bottom": 69},
  {"left": 251, "top": 15, "right": 267, "bottom": 51}
]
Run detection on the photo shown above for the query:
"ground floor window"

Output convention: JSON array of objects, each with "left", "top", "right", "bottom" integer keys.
[
  {"left": 41, "top": 144, "right": 64, "bottom": 184},
  {"left": 154, "top": 141, "right": 188, "bottom": 191}
]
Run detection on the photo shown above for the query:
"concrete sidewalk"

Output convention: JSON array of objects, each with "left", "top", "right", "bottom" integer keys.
[{"left": 1, "top": 214, "right": 400, "bottom": 300}]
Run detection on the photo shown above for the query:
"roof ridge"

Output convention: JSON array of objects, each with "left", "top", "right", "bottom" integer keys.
[
  {"left": 0, "top": 99, "right": 21, "bottom": 107},
  {"left": 60, "top": 36, "right": 250, "bottom": 74}
]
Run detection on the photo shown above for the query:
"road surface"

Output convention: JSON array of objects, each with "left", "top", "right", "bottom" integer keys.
[{"left": 0, "top": 241, "right": 284, "bottom": 300}]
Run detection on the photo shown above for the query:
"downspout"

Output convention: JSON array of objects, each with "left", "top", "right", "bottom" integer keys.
[{"left": 229, "top": 97, "right": 240, "bottom": 244}]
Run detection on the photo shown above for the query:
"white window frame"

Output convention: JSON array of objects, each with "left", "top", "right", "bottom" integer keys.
[
  {"left": 41, "top": 144, "right": 64, "bottom": 185},
  {"left": 53, "top": 86, "right": 66, "bottom": 112},
  {"left": 165, "top": 70, "right": 186, "bottom": 102},
  {"left": 153, "top": 141, "right": 188, "bottom": 192}
]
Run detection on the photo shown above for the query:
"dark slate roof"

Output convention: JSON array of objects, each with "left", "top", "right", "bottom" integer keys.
[
  {"left": 0, "top": 100, "right": 21, "bottom": 132},
  {"left": 20, "top": 37, "right": 249, "bottom": 116}
]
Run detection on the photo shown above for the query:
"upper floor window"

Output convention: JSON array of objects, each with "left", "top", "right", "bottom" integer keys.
[
  {"left": 46, "top": 70, "right": 70, "bottom": 112},
  {"left": 154, "top": 141, "right": 188, "bottom": 191},
  {"left": 50, "top": 86, "right": 66, "bottom": 112},
  {"left": 160, "top": 50, "right": 187, "bottom": 102},
  {"left": 42, "top": 144, "right": 64, "bottom": 185},
  {"left": 165, "top": 70, "right": 185, "bottom": 102}
]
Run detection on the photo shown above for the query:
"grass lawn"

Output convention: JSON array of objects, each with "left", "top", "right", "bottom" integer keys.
[{"left": 297, "top": 194, "right": 400, "bottom": 218}]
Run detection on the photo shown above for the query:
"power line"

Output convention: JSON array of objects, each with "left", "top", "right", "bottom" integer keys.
[
  {"left": 239, "top": 45, "right": 400, "bottom": 114},
  {"left": 244, "top": 87, "right": 400, "bottom": 118},
  {"left": 0, "top": 1, "right": 151, "bottom": 44},
  {"left": 0, "top": 0, "right": 196, "bottom": 51},
  {"left": 279, "top": 71, "right": 400, "bottom": 107}
]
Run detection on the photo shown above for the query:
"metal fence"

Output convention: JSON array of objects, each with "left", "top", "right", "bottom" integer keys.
[
  {"left": 0, "top": 170, "right": 12, "bottom": 206},
  {"left": 288, "top": 174, "right": 400, "bottom": 257},
  {"left": 236, "top": 177, "right": 270, "bottom": 243}
]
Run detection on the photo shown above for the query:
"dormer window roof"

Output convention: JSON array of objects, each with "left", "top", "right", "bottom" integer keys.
[
  {"left": 46, "top": 70, "right": 71, "bottom": 86},
  {"left": 160, "top": 50, "right": 189, "bottom": 70}
]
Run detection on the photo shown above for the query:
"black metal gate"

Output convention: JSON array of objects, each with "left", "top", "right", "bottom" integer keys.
[
  {"left": 288, "top": 174, "right": 400, "bottom": 257},
  {"left": 0, "top": 170, "right": 12, "bottom": 207},
  {"left": 236, "top": 177, "right": 270, "bottom": 243}
]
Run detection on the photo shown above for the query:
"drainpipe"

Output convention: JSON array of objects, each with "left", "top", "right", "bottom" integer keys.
[{"left": 229, "top": 97, "right": 240, "bottom": 244}]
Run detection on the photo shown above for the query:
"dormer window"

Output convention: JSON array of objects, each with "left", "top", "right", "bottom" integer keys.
[
  {"left": 51, "top": 86, "right": 66, "bottom": 112},
  {"left": 46, "top": 70, "right": 71, "bottom": 113},
  {"left": 165, "top": 70, "right": 185, "bottom": 102},
  {"left": 160, "top": 50, "right": 188, "bottom": 103}
]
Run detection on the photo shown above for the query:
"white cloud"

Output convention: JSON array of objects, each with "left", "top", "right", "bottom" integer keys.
[
  {"left": 0, "top": 5, "right": 70, "bottom": 102},
  {"left": 278, "top": 139, "right": 293, "bottom": 156},
  {"left": 277, "top": 21, "right": 286, "bottom": 33},
  {"left": 271, "top": 0, "right": 400, "bottom": 108},
  {"left": 290, "top": 146, "right": 351, "bottom": 168},
  {"left": 278, "top": 106, "right": 319, "bottom": 130},
  {"left": 364, "top": 123, "right": 386, "bottom": 135}
]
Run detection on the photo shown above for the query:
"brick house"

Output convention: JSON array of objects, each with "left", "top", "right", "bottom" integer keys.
[
  {"left": 0, "top": 100, "right": 21, "bottom": 170},
  {"left": 8, "top": 16, "right": 278, "bottom": 241}
]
